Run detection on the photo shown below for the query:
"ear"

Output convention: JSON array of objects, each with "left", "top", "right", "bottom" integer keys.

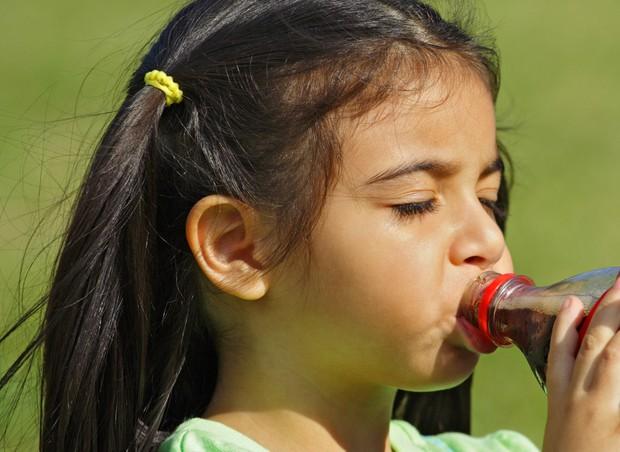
[{"left": 185, "top": 195, "right": 269, "bottom": 300}]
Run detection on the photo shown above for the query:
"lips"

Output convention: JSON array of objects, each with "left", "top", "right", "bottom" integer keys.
[{"left": 456, "top": 316, "right": 498, "bottom": 354}]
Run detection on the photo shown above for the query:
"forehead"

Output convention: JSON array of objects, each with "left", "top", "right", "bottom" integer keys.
[{"left": 336, "top": 69, "right": 497, "bottom": 187}]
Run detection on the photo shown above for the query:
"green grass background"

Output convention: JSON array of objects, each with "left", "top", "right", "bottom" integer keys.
[{"left": 1, "top": 0, "right": 619, "bottom": 449}]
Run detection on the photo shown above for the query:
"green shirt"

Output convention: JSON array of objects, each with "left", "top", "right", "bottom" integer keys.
[{"left": 158, "top": 417, "right": 540, "bottom": 451}]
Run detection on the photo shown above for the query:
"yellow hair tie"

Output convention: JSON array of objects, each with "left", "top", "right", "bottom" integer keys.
[{"left": 144, "top": 69, "right": 183, "bottom": 107}]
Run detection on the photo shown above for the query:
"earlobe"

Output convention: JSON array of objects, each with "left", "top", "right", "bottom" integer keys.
[{"left": 185, "top": 195, "right": 269, "bottom": 301}]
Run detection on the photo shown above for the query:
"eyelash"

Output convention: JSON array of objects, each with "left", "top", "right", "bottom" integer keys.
[
  {"left": 392, "top": 198, "right": 506, "bottom": 221},
  {"left": 392, "top": 199, "right": 438, "bottom": 219}
]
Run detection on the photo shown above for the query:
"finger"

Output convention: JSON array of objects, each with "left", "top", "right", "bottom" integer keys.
[
  {"left": 572, "top": 276, "right": 620, "bottom": 392},
  {"left": 546, "top": 296, "right": 584, "bottom": 400},
  {"left": 587, "top": 328, "right": 620, "bottom": 403}
]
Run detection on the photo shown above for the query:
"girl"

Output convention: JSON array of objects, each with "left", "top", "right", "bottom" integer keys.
[{"left": 2, "top": 0, "right": 620, "bottom": 450}]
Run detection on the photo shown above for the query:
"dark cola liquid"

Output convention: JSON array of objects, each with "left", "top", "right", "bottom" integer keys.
[{"left": 493, "top": 307, "right": 556, "bottom": 390}]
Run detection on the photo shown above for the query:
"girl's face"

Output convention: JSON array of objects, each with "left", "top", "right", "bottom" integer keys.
[{"left": 268, "top": 69, "right": 512, "bottom": 393}]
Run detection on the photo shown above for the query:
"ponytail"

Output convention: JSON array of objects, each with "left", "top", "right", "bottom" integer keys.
[
  {"left": 39, "top": 88, "right": 170, "bottom": 450},
  {"left": 1, "top": 84, "right": 216, "bottom": 450}
]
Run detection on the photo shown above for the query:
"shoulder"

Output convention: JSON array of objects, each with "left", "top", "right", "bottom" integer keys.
[
  {"left": 158, "top": 418, "right": 268, "bottom": 452},
  {"left": 158, "top": 417, "right": 539, "bottom": 452},
  {"left": 389, "top": 419, "right": 540, "bottom": 452}
]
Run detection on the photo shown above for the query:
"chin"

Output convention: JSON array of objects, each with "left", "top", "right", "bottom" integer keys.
[
  {"left": 413, "top": 373, "right": 474, "bottom": 392},
  {"left": 422, "top": 347, "right": 479, "bottom": 391},
  {"left": 396, "top": 354, "right": 478, "bottom": 392}
]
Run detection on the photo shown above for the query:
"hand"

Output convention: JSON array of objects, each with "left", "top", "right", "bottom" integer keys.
[{"left": 543, "top": 275, "right": 620, "bottom": 452}]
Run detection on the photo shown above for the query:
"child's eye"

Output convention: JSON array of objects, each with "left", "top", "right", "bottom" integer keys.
[
  {"left": 391, "top": 199, "right": 438, "bottom": 220},
  {"left": 391, "top": 198, "right": 507, "bottom": 222}
]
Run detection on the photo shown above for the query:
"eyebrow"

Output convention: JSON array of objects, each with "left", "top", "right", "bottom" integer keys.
[{"left": 363, "top": 156, "right": 504, "bottom": 186}]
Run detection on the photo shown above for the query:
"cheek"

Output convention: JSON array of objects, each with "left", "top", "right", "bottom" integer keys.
[
  {"left": 307, "top": 201, "right": 450, "bottom": 337},
  {"left": 301, "top": 205, "right": 477, "bottom": 389}
]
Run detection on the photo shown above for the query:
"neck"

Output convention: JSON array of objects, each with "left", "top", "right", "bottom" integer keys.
[{"left": 203, "top": 343, "right": 397, "bottom": 451}]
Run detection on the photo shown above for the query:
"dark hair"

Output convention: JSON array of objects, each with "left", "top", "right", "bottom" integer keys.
[{"left": 0, "top": 0, "right": 509, "bottom": 450}]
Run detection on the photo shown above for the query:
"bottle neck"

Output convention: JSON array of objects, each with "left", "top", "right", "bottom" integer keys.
[{"left": 486, "top": 275, "right": 536, "bottom": 346}]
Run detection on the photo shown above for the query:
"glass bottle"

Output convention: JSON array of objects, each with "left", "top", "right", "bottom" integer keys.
[{"left": 460, "top": 267, "right": 620, "bottom": 391}]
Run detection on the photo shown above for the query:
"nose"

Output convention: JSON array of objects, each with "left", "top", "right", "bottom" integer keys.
[{"left": 449, "top": 200, "right": 506, "bottom": 271}]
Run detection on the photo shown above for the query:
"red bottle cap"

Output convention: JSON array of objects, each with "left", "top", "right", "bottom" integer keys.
[{"left": 478, "top": 273, "right": 517, "bottom": 345}]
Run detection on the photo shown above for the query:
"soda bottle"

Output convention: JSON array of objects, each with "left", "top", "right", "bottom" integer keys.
[{"left": 460, "top": 267, "right": 620, "bottom": 391}]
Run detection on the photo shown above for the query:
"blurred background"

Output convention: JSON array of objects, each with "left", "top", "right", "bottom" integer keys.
[{"left": 1, "top": 0, "right": 619, "bottom": 449}]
